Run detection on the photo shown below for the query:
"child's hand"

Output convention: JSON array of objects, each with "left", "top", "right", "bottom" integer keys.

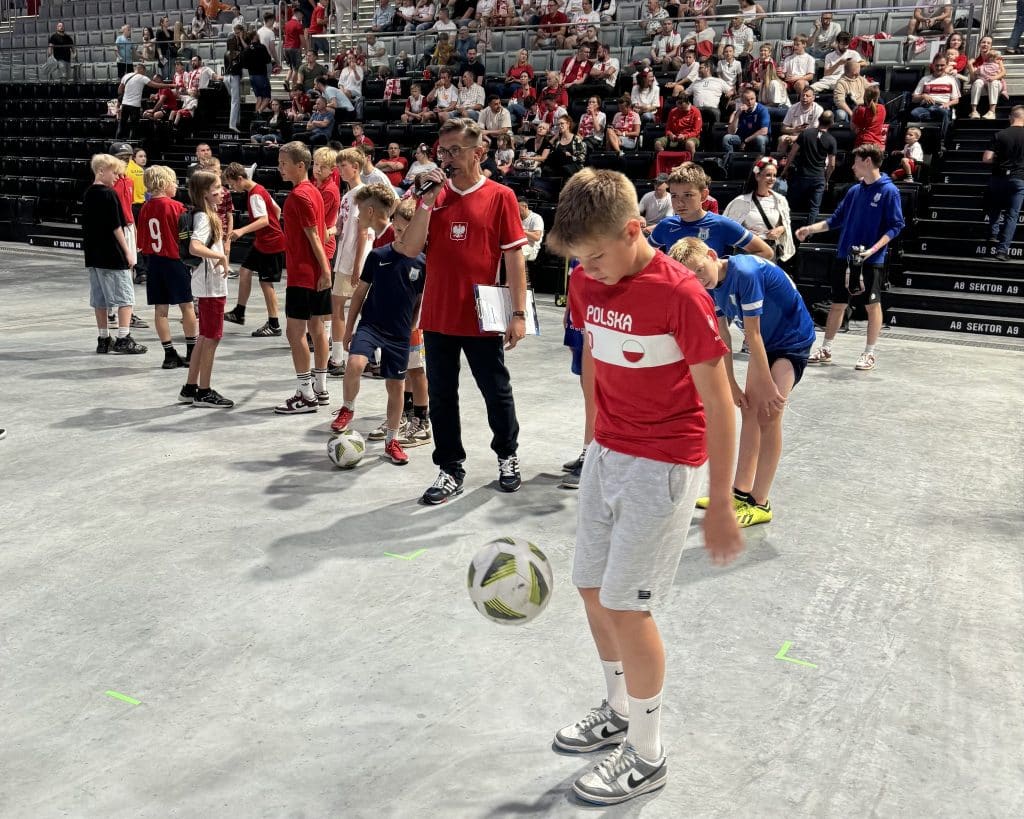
[
  {"left": 219, "top": 255, "right": 231, "bottom": 277},
  {"left": 349, "top": 272, "right": 359, "bottom": 289},
  {"left": 228, "top": 229, "right": 240, "bottom": 242},
  {"left": 703, "top": 503, "right": 744, "bottom": 566},
  {"left": 343, "top": 330, "right": 353, "bottom": 352}
]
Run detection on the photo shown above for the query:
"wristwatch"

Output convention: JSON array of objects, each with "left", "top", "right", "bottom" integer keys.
[{"left": 511, "top": 310, "right": 526, "bottom": 318}]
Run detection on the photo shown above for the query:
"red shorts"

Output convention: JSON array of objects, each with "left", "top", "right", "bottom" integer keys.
[
  {"left": 177, "top": 109, "right": 193, "bottom": 119},
  {"left": 198, "top": 295, "right": 226, "bottom": 339}
]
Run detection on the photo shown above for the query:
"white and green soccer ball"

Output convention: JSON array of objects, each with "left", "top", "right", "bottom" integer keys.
[
  {"left": 467, "top": 537, "right": 554, "bottom": 625},
  {"left": 327, "top": 429, "right": 366, "bottom": 469}
]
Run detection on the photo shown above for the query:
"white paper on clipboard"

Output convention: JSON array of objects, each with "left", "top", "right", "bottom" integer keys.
[{"left": 473, "top": 286, "right": 541, "bottom": 335}]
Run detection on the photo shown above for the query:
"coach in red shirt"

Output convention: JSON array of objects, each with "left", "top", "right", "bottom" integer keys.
[{"left": 397, "top": 118, "right": 528, "bottom": 504}]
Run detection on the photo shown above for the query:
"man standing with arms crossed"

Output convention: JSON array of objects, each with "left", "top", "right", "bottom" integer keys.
[{"left": 396, "top": 119, "right": 528, "bottom": 504}]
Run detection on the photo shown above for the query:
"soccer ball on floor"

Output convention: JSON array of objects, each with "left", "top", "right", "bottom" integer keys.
[
  {"left": 327, "top": 429, "right": 366, "bottom": 469},
  {"left": 467, "top": 537, "right": 553, "bottom": 625}
]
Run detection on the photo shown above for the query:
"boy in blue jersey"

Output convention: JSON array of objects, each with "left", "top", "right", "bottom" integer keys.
[
  {"left": 671, "top": 237, "right": 817, "bottom": 528},
  {"left": 795, "top": 144, "right": 905, "bottom": 371},
  {"left": 331, "top": 189, "right": 427, "bottom": 466},
  {"left": 651, "top": 163, "right": 775, "bottom": 260}
]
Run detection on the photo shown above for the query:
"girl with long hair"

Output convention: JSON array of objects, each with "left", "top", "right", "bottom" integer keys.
[
  {"left": 852, "top": 84, "right": 887, "bottom": 148},
  {"left": 723, "top": 156, "right": 794, "bottom": 262}
]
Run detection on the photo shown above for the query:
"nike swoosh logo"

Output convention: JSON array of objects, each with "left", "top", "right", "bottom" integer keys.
[
  {"left": 599, "top": 726, "right": 622, "bottom": 739},
  {"left": 614, "top": 670, "right": 624, "bottom": 676},
  {"left": 627, "top": 772, "right": 650, "bottom": 789},
  {"left": 645, "top": 706, "right": 660, "bottom": 714}
]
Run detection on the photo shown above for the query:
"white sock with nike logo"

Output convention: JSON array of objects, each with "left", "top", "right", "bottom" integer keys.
[
  {"left": 627, "top": 691, "right": 663, "bottom": 761},
  {"left": 601, "top": 660, "right": 629, "bottom": 717}
]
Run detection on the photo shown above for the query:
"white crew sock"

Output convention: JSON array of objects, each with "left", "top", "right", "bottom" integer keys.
[
  {"left": 313, "top": 368, "right": 328, "bottom": 393},
  {"left": 117, "top": 326, "right": 130, "bottom": 339},
  {"left": 864, "top": 344, "right": 875, "bottom": 356},
  {"left": 296, "top": 371, "right": 315, "bottom": 400},
  {"left": 98, "top": 327, "right": 110, "bottom": 338},
  {"left": 601, "top": 660, "right": 628, "bottom": 717},
  {"left": 822, "top": 338, "right": 833, "bottom": 352},
  {"left": 626, "top": 691, "right": 663, "bottom": 761}
]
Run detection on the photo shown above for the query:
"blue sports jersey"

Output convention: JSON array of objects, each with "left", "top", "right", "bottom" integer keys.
[
  {"left": 710, "top": 255, "right": 816, "bottom": 355},
  {"left": 358, "top": 245, "right": 427, "bottom": 338},
  {"left": 650, "top": 211, "right": 754, "bottom": 256}
]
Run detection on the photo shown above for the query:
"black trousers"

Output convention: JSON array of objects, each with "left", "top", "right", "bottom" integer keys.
[
  {"left": 116, "top": 104, "right": 140, "bottom": 138},
  {"left": 424, "top": 331, "right": 519, "bottom": 476}
]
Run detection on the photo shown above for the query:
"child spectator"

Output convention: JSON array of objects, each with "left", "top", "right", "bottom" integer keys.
[
  {"left": 494, "top": 134, "right": 515, "bottom": 175},
  {"left": 111, "top": 143, "right": 140, "bottom": 281},
  {"left": 203, "top": 159, "right": 234, "bottom": 262},
  {"left": 331, "top": 190, "right": 428, "bottom": 468},
  {"left": 138, "top": 165, "right": 198, "bottom": 368},
  {"left": 891, "top": 126, "right": 924, "bottom": 182},
  {"left": 274, "top": 141, "right": 333, "bottom": 415},
  {"left": 82, "top": 154, "right": 147, "bottom": 356},
  {"left": 171, "top": 89, "right": 199, "bottom": 128},
  {"left": 401, "top": 83, "right": 429, "bottom": 123},
  {"left": 545, "top": 168, "right": 741, "bottom": 806},
  {"left": 222, "top": 162, "right": 287, "bottom": 337},
  {"left": 179, "top": 171, "right": 233, "bottom": 408},
  {"left": 670, "top": 237, "right": 817, "bottom": 527},
  {"left": 639, "top": 174, "right": 673, "bottom": 230},
  {"left": 351, "top": 122, "right": 375, "bottom": 149},
  {"left": 328, "top": 148, "right": 369, "bottom": 376}
]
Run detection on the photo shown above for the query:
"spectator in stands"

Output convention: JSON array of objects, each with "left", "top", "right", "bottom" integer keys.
[
  {"left": 910, "top": 55, "right": 959, "bottom": 127},
  {"left": 425, "top": 31, "right": 455, "bottom": 70},
  {"left": 582, "top": 42, "right": 619, "bottom": 98},
  {"left": 724, "top": 157, "right": 795, "bottom": 263},
  {"left": 41, "top": 21, "right": 75, "bottom": 82},
  {"left": 297, "top": 51, "right": 327, "bottom": 91},
  {"left": 402, "top": 144, "right": 438, "bottom": 190},
  {"left": 117, "top": 64, "right": 171, "bottom": 139},
  {"left": 222, "top": 35, "right": 244, "bottom": 134},
  {"left": 190, "top": 7, "right": 213, "bottom": 40},
  {"left": 565, "top": 0, "right": 602, "bottom": 50},
  {"left": 459, "top": 47, "right": 487, "bottom": 84},
  {"left": 425, "top": 69, "right": 460, "bottom": 122},
  {"left": 649, "top": 19, "right": 682, "bottom": 71},
  {"left": 639, "top": 175, "right": 672, "bottom": 231},
  {"left": 578, "top": 95, "right": 608, "bottom": 151},
  {"left": 242, "top": 31, "right": 273, "bottom": 115},
  {"left": 908, "top": 1, "right": 953, "bottom": 40},
  {"left": 677, "top": 0, "right": 717, "bottom": 18},
  {"left": 811, "top": 33, "right": 861, "bottom": 94},
  {"left": 257, "top": 13, "right": 280, "bottom": 72},
  {"left": 852, "top": 85, "right": 887, "bottom": 149},
  {"left": 454, "top": 25, "right": 476, "bottom": 63},
  {"left": 943, "top": 32, "right": 968, "bottom": 74},
  {"left": 140, "top": 27, "right": 156, "bottom": 63},
  {"left": 351, "top": 123, "right": 375, "bottom": 150},
  {"left": 723, "top": 89, "right": 769, "bottom": 155},
  {"left": 781, "top": 35, "right": 815, "bottom": 96},
  {"left": 737, "top": 0, "right": 765, "bottom": 39},
  {"left": 1009, "top": 5, "right": 1024, "bottom": 55},
  {"left": 479, "top": 95, "right": 513, "bottom": 138},
  {"left": 665, "top": 48, "right": 699, "bottom": 97},
  {"left": 533, "top": 0, "right": 569, "bottom": 49},
  {"left": 155, "top": 17, "right": 177, "bottom": 81},
  {"left": 377, "top": 143, "right": 410, "bottom": 189},
  {"left": 372, "top": 0, "right": 397, "bottom": 30},
  {"left": 631, "top": 67, "right": 661, "bottom": 123},
  {"left": 516, "top": 121, "right": 552, "bottom": 169},
  {"left": 428, "top": 6, "right": 457, "bottom": 34},
  {"left": 594, "top": 0, "right": 617, "bottom": 23},
  {"left": 145, "top": 85, "right": 180, "bottom": 121},
  {"left": 655, "top": 95, "right": 701, "bottom": 154},
  {"left": 833, "top": 59, "right": 872, "bottom": 124},
  {"left": 969, "top": 49, "right": 1005, "bottom": 120},
  {"left": 562, "top": 44, "right": 596, "bottom": 97},
  {"left": 393, "top": 0, "right": 415, "bottom": 30},
  {"left": 283, "top": 11, "right": 306, "bottom": 90},
  {"left": 252, "top": 99, "right": 287, "bottom": 143},
  {"left": 747, "top": 42, "right": 777, "bottom": 95},
  {"left": 115, "top": 25, "right": 135, "bottom": 80},
  {"left": 450, "top": 0, "right": 479, "bottom": 27},
  {"left": 543, "top": 114, "right": 588, "bottom": 182},
  {"left": 608, "top": 94, "right": 640, "bottom": 153},
  {"left": 890, "top": 126, "right": 924, "bottom": 182},
  {"left": 943, "top": 47, "right": 970, "bottom": 88},
  {"left": 982, "top": 105, "right": 1024, "bottom": 262},
  {"left": 365, "top": 34, "right": 390, "bottom": 78},
  {"left": 716, "top": 44, "right": 741, "bottom": 93},
  {"left": 504, "top": 49, "right": 535, "bottom": 97},
  {"left": 689, "top": 59, "right": 732, "bottom": 123},
  {"left": 402, "top": 82, "right": 429, "bottom": 122},
  {"left": 778, "top": 86, "right": 822, "bottom": 153},
  {"left": 201, "top": 0, "right": 239, "bottom": 21},
  {"left": 682, "top": 16, "right": 716, "bottom": 61},
  {"left": 541, "top": 69, "right": 570, "bottom": 109},
  {"left": 455, "top": 70, "right": 486, "bottom": 120},
  {"left": 296, "top": 97, "right": 336, "bottom": 145},
  {"left": 806, "top": 11, "right": 839, "bottom": 59},
  {"left": 718, "top": 15, "right": 755, "bottom": 66},
  {"left": 171, "top": 90, "right": 200, "bottom": 129},
  {"left": 518, "top": 195, "right": 544, "bottom": 269},
  {"left": 308, "top": 0, "right": 329, "bottom": 56},
  {"left": 339, "top": 55, "right": 366, "bottom": 118},
  {"left": 784, "top": 111, "right": 835, "bottom": 226},
  {"left": 643, "top": 0, "right": 670, "bottom": 38}
]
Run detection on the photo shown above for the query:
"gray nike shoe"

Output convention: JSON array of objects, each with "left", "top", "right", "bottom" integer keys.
[
  {"left": 554, "top": 700, "right": 628, "bottom": 753},
  {"left": 573, "top": 742, "right": 667, "bottom": 805}
]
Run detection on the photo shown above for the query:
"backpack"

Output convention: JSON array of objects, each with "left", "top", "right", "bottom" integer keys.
[{"left": 177, "top": 207, "right": 212, "bottom": 267}]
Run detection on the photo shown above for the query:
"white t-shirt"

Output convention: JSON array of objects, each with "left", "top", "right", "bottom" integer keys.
[
  {"left": 825, "top": 49, "right": 861, "bottom": 75},
  {"left": 903, "top": 141, "right": 924, "bottom": 161},
  {"left": 683, "top": 27, "right": 716, "bottom": 47},
  {"left": 782, "top": 101, "right": 823, "bottom": 130},
  {"left": 591, "top": 56, "right": 620, "bottom": 88},
  {"left": 121, "top": 73, "right": 151, "bottom": 107},
  {"left": 717, "top": 59, "right": 742, "bottom": 90},
  {"left": 688, "top": 76, "right": 731, "bottom": 108},
  {"left": 810, "top": 21, "right": 840, "bottom": 51},
  {"left": 631, "top": 82, "right": 660, "bottom": 110},
  {"left": 730, "top": 193, "right": 783, "bottom": 238},
  {"left": 404, "top": 159, "right": 438, "bottom": 185},
  {"left": 782, "top": 53, "right": 815, "bottom": 80},
  {"left": 340, "top": 66, "right": 364, "bottom": 96},
  {"left": 521, "top": 210, "right": 544, "bottom": 260},
  {"left": 652, "top": 32, "right": 680, "bottom": 59},
  {"left": 721, "top": 24, "right": 754, "bottom": 55},
  {"left": 433, "top": 83, "right": 460, "bottom": 109},
  {"left": 334, "top": 184, "right": 372, "bottom": 276},
  {"left": 433, "top": 19, "right": 457, "bottom": 34},
  {"left": 639, "top": 191, "right": 672, "bottom": 225},
  {"left": 257, "top": 25, "right": 276, "bottom": 54},
  {"left": 674, "top": 61, "right": 699, "bottom": 85},
  {"left": 913, "top": 73, "right": 960, "bottom": 105},
  {"left": 361, "top": 167, "right": 392, "bottom": 187},
  {"left": 190, "top": 212, "right": 228, "bottom": 298}
]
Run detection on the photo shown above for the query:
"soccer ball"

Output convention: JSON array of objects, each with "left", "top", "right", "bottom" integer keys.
[
  {"left": 467, "top": 537, "right": 553, "bottom": 625},
  {"left": 327, "top": 429, "right": 365, "bottom": 469}
]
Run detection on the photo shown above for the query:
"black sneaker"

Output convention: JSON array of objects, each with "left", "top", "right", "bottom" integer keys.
[
  {"left": 130, "top": 314, "right": 148, "bottom": 329},
  {"left": 313, "top": 387, "right": 330, "bottom": 406},
  {"left": 178, "top": 384, "right": 198, "bottom": 403},
  {"left": 251, "top": 321, "right": 282, "bottom": 337},
  {"left": 498, "top": 455, "right": 522, "bottom": 492},
  {"left": 224, "top": 308, "right": 245, "bottom": 325},
  {"left": 96, "top": 336, "right": 113, "bottom": 354},
  {"left": 328, "top": 359, "right": 346, "bottom": 377},
  {"left": 422, "top": 469, "right": 465, "bottom": 505},
  {"left": 562, "top": 450, "right": 585, "bottom": 472},
  {"left": 133, "top": 271, "right": 147, "bottom": 284},
  {"left": 560, "top": 460, "right": 582, "bottom": 489},
  {"left": 995, "top": 251, "right": 1010, "bottom": 262},
  {"left": 162, "top": 351, "right": 186, "bottom": 369},
  {"left": 193, "top": 389, "right": 234, "bottom": 408},
  {"left": 111, "top": 335, "right": 148, "bottom": 355},
  {"left": 107, "top": 312, "right": 116, "bottom": 324}
]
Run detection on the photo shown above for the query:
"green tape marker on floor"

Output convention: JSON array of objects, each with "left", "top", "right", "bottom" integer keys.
[
  {"left": 775, "top": 641, "right": 817, "bottom": 669},
  {"left": 383, "top": 548, "right": 427, "bottom": 561},
  {"left": 105, "top": 690, "right": 141, "bottom": 705}
]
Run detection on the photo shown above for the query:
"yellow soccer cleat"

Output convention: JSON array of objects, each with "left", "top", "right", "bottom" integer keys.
[
  {"left": 736, "top": 501, "right": 773, "bottom": 528},
  {"left": 695, "top": 495, "right": 749, "bottom": 510}
]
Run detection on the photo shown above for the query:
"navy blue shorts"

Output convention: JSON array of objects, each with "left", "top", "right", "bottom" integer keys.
[
  {"left": 768, "top": 345, "right": 812, "bottom": 387},
  {"left": 250, "top": 73, "right": 271, "bottom": 99},
  {"left": 564, "top": 325, "right": 584, "bottom": 376},
  {"left": 350, "top": 323, "right": 410, "bottom": 380},
  {"left": 145, "top": 255, "right": 193, "bottom": 306}
]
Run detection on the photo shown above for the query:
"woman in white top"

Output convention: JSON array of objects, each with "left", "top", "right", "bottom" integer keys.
[
  {"left": 738, "top": 0, "right": 765, "bottom": 38},
  {"left": 631, "top": 68, "right": 661, "bottom": 123},
  {"left": 402, "top": 144, "right": 439, "bottom": 190},
  {"left": 578, "top": 95, "right": 607, "bottom": 152},
  {"left": 339, "top": 56, "right": 365, "bottom": 118},
  {"left": 723, "top": 157, "right": 795, "bottom": 262}
]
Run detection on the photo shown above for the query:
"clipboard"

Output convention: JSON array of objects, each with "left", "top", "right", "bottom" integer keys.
[{"left": 473, "top": 285, "right": 541, "bottom": 336}]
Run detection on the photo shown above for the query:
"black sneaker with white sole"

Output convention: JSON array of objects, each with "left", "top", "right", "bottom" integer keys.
[
  {"left": 563, "top": 450, "right": 585, "bottom": 472},
  {"left": 178, "top": 384, "right": 198, "bottom": 404},
  {"left": 251, "top": 321, "right": 282, "bottom": 337},
  {"left": 313, "top": 387, "right": 330, "bottom": 406},
  {"left": 111, "top": 335, "right": 147, "bottom": 354},
  {"left": 224, "top": 308, "right": 245, "bottom": 325},
  {"left": 96, "top": 336, "right": 112, "bottom": 354},
  {"left": 498, "top": 455, "right": 522, "bottom": 492},
  {"left": 161, "top": 351, "right": 186, "bottom": 369},
  {"left": 130, "top": 314, "right": 148, "bottom": 329},
  {"left": 274, "top": 391, "right": 319, "bottom": 414},
  {"left": 193, "top": 389, "right": 234, "bottom": 408},
  {"left": 422, "top": 469, "right": 465, "bottom": 505}
]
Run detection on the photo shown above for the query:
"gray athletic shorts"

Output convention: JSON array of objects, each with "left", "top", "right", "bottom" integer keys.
[
  {"left": 88, "top": 267, "right": 135, "bottom": 310},
  {"left": 573, "top": 442, "right": 705, "bottom": 611}
]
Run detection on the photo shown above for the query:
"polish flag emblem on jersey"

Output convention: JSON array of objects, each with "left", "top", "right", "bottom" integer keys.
[
  {"left": 450, "top": 222, "right": 468, "bottom": 240},
  {"left": 621, "top": 339, "right": 645, "bottom": 363},
  {"left": 586, "top": 324, "right": 683, "bottom": 369}
]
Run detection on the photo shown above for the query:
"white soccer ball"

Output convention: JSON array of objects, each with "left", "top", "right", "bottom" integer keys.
[
  {"left": 467, "top": 537, "right": 554, "bottom": 625},
  {"left": 327, "top": 429, "right": 366, "bottom": 469}
]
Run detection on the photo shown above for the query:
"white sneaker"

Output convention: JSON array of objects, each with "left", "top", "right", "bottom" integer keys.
[
  {"left": 983, "top": 110, "right": 997, "bottom": 120},
  {"left": 401, "top": 416, "right": 432, "bottom": 447},
  {"left": 855, "top": 352, "right": 876, "bottom": 371},
  {"left": 573, "top": 742, "right": 667, "bottom": 805},
  {"left": 970, "top": 111, "right": 981, "bottom": 119},
  {"left": 554, "top": 700, "right": 628, "bottom": 753},
  {"left": 808, "top": 346, "right": 833, "bottom": 365}
]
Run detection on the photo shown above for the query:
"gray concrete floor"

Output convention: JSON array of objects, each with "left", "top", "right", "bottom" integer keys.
[{"left": 1, "top": 244, "right": 1023, "bottom": 819}]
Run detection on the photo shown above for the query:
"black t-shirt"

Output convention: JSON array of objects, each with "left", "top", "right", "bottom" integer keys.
[
  {"left": 358, "top": 246, "right": 427, "bottom": 338},
  {"left": 82, "top": 184, "right": 129, "bottom": 270},
  {"left": 793, "top": 127, "right": 837, "bottom": 179},
  {"left": 242, "top": 43, "right": 272, "bottom": 76},
  {"left": 155, "top": 29, "right": 175, "bottom": 60},
  {"left": 989, "top": 126, "right": 1024, "bottom": 181},
  {"left": 452, "top": 0, "right": 478, "bottom": 19},
  {"left": 49, "top": 32, "right": 74, "bottom": 62},
  {"left": 459, "top": 58, "right": 486, "bottom": 83}
]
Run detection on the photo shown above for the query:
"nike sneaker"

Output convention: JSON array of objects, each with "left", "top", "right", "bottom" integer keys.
[
  {"left": 573, "top": 742, "right": 667, "bottom": 805},
  {"left": 554, "top": 700, "right": 628, "bottom": 753}
]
